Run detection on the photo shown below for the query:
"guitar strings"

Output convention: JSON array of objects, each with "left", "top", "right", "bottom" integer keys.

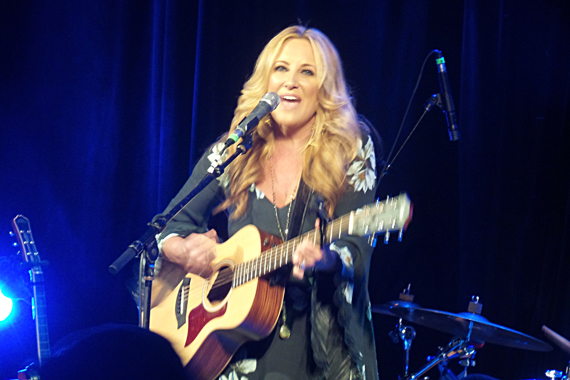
[
  {"left": 179, "top": 208, "right": 384, "bottom": 300},
  {"left": 180, "top": 225, "right": 326, "bottom": 301},
  {"left": 206, "top": 216, "right": 351, "bottom": 291},
  {"left": 177, "top": 201, "right": 401, "bottom": 304}
]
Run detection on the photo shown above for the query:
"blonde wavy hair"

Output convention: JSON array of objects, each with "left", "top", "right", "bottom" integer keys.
[{"left": 216, "top": 26, "right": 365, "bottom": 219}]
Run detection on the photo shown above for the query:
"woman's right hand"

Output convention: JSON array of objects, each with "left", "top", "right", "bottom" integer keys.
[{"left": 161, "top": 229, "right": 219, "bottom": 277}]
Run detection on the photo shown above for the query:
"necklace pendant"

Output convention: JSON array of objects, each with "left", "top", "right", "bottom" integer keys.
[
  {"left": 284, "top": 228, "right": 288, "bottom": 234},
  {"left": 280, "top": 324, "right": 291, "bottom": 339}
]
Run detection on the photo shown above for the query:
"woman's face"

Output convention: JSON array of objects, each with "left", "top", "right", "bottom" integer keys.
[{"left": 267, "top": 38, "right": 318, "bottom": 133}]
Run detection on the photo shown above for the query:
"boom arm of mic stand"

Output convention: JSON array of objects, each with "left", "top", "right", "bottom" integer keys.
[{"left": 107, "top": 135, "right": 253, "bottom": 328}]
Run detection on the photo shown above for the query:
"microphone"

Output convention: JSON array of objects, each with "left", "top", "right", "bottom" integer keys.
[
  {"left": 224, "top": 92, "right": 280, "bottom": 148},
  {"left": 435, "top": 50, "right": 459, "bottom": 141}
]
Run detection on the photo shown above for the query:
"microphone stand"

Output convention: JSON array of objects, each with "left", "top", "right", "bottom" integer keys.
[
  {"left": 378, "top": 95, "right": 440, "bottom": 184},
  {"left": 108, "top": 135, "right": 254, "bottom": 329}
]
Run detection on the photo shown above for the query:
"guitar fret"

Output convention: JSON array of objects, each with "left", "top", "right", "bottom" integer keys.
[
  {"left": 254, "top": 258, "right": 257, "bottom": 278},
  {"left": 240, "top": 263, "right": 243, "bottom": 286},
  {"left": 254, "top": 257, "right": 258, "bottom": 278}
]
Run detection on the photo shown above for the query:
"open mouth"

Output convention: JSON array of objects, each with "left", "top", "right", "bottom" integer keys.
[{"left": 281, "top": 95, "right": 300, "bottom": 103}]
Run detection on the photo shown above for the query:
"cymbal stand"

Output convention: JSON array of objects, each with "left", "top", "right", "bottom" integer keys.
[
  {"left": 389, "top": 284, "right": 417, "bottom": 379},
  {"left": 407, "top": 339, "right": 475, "bottom": 380},
  {"left": 391, "top": 318, "right": 416, "bottom": 378}
]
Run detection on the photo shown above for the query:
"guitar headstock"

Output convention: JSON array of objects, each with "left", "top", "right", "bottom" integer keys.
[
  {"left": 351, "top": 193, "right": 413, "bottom": 244},
  {"left": 11, "top": 215, "right": 42, "bottom": 265}
]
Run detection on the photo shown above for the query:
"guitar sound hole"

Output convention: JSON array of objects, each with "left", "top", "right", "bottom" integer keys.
[{"left": 207, "top": 266, "right": 233, "bottom": 304}]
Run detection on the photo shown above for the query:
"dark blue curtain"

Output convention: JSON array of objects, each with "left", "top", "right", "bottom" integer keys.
[{"left": 1, "top": 1, "right": 569, "bottom": 379}]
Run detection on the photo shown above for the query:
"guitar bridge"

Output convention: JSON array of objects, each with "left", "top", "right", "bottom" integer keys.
[{"left": 176, "top": 277, "right": 191, "bottom": 329}]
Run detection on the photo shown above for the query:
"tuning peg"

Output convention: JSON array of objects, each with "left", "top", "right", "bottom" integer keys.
[{"left": 384, "top": 231, "right": 390, "bottom": 244}]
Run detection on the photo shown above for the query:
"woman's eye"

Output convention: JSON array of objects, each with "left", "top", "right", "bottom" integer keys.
[
  {"left": 302, "top": 69, "right": 314, "bottom": 76},
  {"left": 275, "top": 65, "right": 287, "bottom": 72}
]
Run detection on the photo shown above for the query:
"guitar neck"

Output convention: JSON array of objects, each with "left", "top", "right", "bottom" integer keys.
[
  {"left": 12, "top": 215, "right": 51, "bottom": 366},
  {"left": 30, "top": 268, "right": 51, "bottom": 363},
  {"left": 231, "top": 194, "right": 410, "bottom": 288},
  {"left": 232, "top": 211, "right": 357, "bottom": 287}
]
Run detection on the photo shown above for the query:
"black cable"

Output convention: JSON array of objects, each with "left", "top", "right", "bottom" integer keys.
[{"left": 378, "top": 49, "right": 440, "bottom": 185}]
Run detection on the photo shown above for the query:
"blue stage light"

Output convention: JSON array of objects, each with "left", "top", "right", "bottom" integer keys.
[{"left": 0, "top": 286, "right": 14, "bottom": 322}]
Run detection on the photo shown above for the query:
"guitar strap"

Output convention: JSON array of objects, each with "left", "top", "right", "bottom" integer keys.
[{"left": 286, "top": 179, "right": 313, "bottom": 240}]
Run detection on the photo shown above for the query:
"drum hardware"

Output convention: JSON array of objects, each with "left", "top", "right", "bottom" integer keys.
[
  {"left": 390, "top": 318, "right": 417, "bottom": 378},
  {"left": 375, "top": 295, "right": 553, "bottom": 379},
  {"left": 545, "top": 369, "right": 565, "bottom": 380},
  {"left": 375, "top": 284, "right": 419, "bottom": 378},
  {"left": 545, "top": 362, "right": 570, "bottom": 380},
  {"left": 389, "top": 296, "right": 552, "bottom": 352},
  {"left": 408, "top": 339, "right": 476, "bottom": 380}
]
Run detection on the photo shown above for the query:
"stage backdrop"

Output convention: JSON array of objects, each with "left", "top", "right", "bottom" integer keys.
[{"left": 1, "top": 1, "right": 569, "bottom": 379}]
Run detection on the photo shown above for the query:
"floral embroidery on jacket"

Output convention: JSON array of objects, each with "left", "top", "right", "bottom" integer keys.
[
  {"left": 218, "top": 359, "right": 257, "bottom": 380},
  {"left": 330, "top": 242, "right": 354, "bottom": 279},
  {"left": 249, "top": 183, "right": 265, "bottom": 199},
  {"left": 347, "top": 136, "right": 376, "bottom": 193},
  {"left": 207, "top": 142, "right": 230, "bottom": 189}
]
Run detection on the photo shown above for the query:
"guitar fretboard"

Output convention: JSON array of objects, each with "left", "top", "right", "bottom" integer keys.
[
  {"left": 32, "top": 279, "right": 51, "bottom": 362},
  {"left": 232, "top": 213, "right": 354, "bottom": 287}
]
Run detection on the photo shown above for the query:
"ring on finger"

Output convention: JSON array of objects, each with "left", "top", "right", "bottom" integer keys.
[{"left": 300, "top": 259, "right": 306, "bottom": 270}]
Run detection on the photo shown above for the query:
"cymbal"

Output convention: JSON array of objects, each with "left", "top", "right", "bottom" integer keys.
[
  {"left": 371, "top": 300, "right": 421, "bottom": 317},
  {"left": 390, "top": 306, "right": 552, "bottom": 352}
]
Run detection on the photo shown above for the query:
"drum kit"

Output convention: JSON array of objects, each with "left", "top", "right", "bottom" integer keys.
[{"left": 373, "top": 285, "right": 569, "bottom": 380}]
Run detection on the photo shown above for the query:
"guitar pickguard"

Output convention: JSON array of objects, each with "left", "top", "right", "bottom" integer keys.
[{"left": 186, "top": 303, "right": 228, "bottom": 347}]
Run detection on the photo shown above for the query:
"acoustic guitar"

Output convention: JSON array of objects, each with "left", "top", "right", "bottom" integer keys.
[
  {"left": 150, "top": 194, "right": 412, "bottom": 380},
  {"left": 11, "top": 215, "right": 51, "bottom": 380}
]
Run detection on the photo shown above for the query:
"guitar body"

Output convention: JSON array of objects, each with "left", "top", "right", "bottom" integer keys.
[{"left": 150, "top": 225, "right": 285, "bottom": 380}]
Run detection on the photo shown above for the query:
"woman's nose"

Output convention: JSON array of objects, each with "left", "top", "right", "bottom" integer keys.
[{"left": 283, "top": 72, "right": 298, "bottom": 88}]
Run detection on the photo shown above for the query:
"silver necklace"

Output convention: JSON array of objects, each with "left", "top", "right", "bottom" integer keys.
[{"left": 270, "top": 156, "right": 298, "bottom": 241}]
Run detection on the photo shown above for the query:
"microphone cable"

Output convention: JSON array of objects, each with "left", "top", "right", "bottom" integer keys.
[{"left": 378, "top": 49, "right": 441, "bottom": 186}]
